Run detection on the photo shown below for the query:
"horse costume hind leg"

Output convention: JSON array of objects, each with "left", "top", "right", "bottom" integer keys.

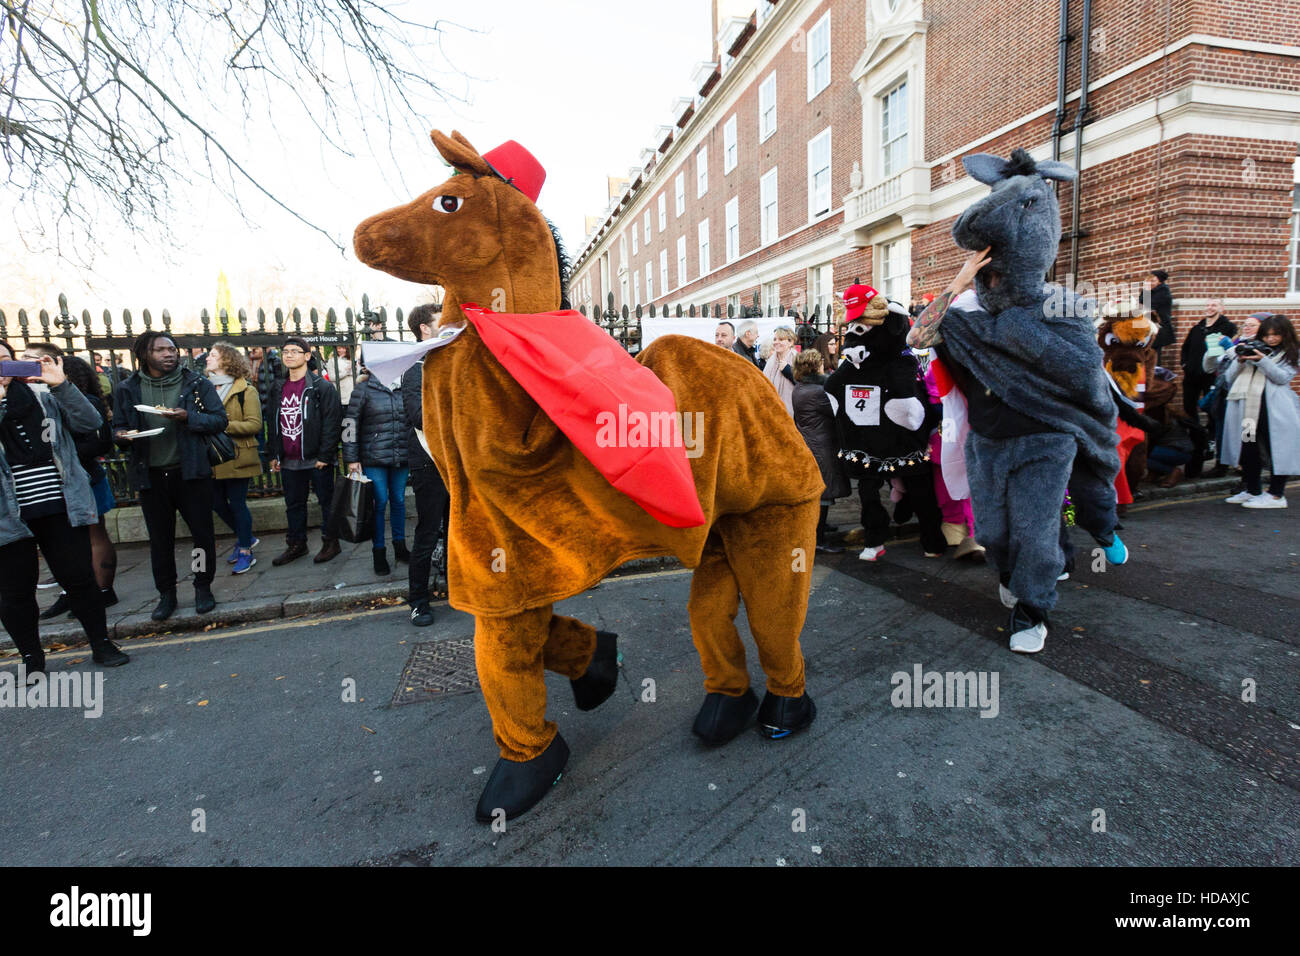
[{"left": 354, "top": 131, "right": 822, "bottom": 822}]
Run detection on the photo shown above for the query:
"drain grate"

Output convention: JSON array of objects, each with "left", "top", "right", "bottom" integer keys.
[{"left": 390, "top": 638, "right": 480, "bottom": 706}]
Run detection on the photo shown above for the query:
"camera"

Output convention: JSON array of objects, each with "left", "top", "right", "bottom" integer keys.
[{"left": 1234, "top": 339, "right": 1272, "bottom": 356}]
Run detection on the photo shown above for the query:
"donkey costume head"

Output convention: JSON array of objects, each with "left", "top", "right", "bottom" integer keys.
[
  {"left": 353, "top": 131, "right": 568, "bottom": 326},
  {"left": 952, "top": 148, "right": 1076, "bottom": 314}
]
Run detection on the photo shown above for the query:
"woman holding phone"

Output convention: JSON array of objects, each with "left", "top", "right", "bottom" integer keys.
[
  {"left": 0, "top": 340, "right": 129, "bottom": 673},
  {"left": 1220, "top": 314, "right": 1300, "bottom": 508}
]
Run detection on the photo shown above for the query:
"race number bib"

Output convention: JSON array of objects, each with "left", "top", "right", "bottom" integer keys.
[{"left": 845, "top": 384, "right": 880, "bottom": 427}]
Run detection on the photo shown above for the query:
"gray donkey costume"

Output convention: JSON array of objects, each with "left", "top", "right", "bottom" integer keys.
[{"left": 930, "top": 149, "right": 1122, "bottom": 650}]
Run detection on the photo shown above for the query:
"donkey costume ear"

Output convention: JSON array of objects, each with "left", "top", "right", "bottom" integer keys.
[
  {"left": 962, "top": 153, "right": 1008, "bottom": 185},
  {"left": 431, "top": 129, "right": 491, "bottom": 176},
  {"left": 1033, "top": 159, "right": 1078, "bottom": 182}
]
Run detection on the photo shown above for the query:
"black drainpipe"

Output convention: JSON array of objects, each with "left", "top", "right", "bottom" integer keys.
[
  {"left": 1050, "top": 0, "right": 1071, "bottom": 282},
  {"left": 1068, "top": 0, "right": 1093, "bottom": 283}
]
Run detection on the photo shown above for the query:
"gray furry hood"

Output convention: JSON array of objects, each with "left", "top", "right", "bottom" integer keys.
[{"left": 952, "top": 148, "right": 1076, "bottom": 314}]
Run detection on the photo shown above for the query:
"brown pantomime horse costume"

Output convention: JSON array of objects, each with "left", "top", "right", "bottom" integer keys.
[{"left": 354, "top": 131, "right": 822, "bottom": 822}]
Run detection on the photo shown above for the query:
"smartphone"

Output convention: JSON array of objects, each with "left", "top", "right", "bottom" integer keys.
[{"left": 0, "top": 360, "right": 44, "bottom": 377}]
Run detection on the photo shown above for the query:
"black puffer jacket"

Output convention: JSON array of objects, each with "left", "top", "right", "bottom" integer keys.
[
  {"left": 400, "top": 359, "right": 434, "bottom": 470},
  {"left": 792, "top": 374, "right": 849, "bottom": 502},
  {"left": 343, "top": 376, "right": 408, "bottom": 468}
]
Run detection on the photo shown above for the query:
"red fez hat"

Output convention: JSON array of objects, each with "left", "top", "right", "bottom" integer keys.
[{"left": 482, "top": 141, "right": 546, "bottom": 204}]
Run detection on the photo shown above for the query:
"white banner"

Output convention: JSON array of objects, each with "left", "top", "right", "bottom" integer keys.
[
  {"left": 359, "top": 324, "right": 465, "bottom": 386},
  {"left": 639, "top": 316, "right": 801, "bottom": 351}
]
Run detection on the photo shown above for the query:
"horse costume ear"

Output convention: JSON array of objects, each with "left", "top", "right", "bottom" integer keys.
[
  {"left": 1034, "top": 160, "right": 1077, "bottom": 182},
  {"left": 962, "top": 153, "right": 1008, "bottom": 185},
  {"left": 431, "top": 129, "right": 491, "bottom": 176}
]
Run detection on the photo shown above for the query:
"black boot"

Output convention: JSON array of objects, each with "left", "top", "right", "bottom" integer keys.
[
  {"left": 756, "top": 690, "right": 817, "bottom": 739},
  {"left": 101, "top": 586, "right": 119, "bottom": 609},
  {"left": 570, "top": 631, "right": 619, "bottom": 711},
  {"left": 392, "top": 540, "right": 410, "bottom": 563},
  {"left": 91, "top": 640, "right": 129, "bottom": 667},
  {"left": 39, "top": 592, "right": 72, "bottom": 620},
  {"left": 151, "top": 589, "right": 177, "bottom": 621},
  {"left": 692, "top": 688, "right": 759, "bottom": 745},
  {"left": 194, "top": 583, "right": 216, "bottom": 615},
  {"left": 21, "top": 651, "right": 46, "bottom": 681},
  {"left": 373, "top": 547, "right": 391, "bottom": 576},
  {"left": 475, "top": 733, "right": 570, "bottom": 824}
]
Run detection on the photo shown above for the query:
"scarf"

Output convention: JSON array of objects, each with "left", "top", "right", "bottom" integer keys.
[
  {"left": 1227, "top": 360, "right": 1267, "bottom": 442},
  {"left": 140, "top": 365, "right": 184, "bottom": 406},
  {"left": 208, "top": 371, "right": 235, "bottom": 402},
  {"left": 764, "top": 352, "right": 795, "bottom": 415}
]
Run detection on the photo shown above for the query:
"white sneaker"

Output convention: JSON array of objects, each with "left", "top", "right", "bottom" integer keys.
[
  {"left": 1009, "top": 622, "right": 1048, "bottom": 653},
  {"left": 1224, "top": 490, "right": 1254, "bottom": 504},
  {"left": 1057, "top": 571, "right": 1070, "bottom": 581},
  {"left": 1243, "top": 494, "right": 1287, "bottom": 509},
  {"left": 858, "top": 545, "right": 886, "bottom": 562},
  {"left": 998, "top": 584, "right": 1018, "bottom": 609}
]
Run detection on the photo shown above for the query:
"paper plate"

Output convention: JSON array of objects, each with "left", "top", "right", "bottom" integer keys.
[
  {"left": 124, "top": 427, "right": 165, "bottom": 438},
  {"left": 134, "top": 404, "right": 171, "bottom": 414}
]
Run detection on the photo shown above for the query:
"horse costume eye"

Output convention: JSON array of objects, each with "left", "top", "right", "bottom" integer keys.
[
  {"left": 1021, "top": 197, "right": 1037, "bottom": 209},
  {"left": 433, "top": 195, "right": 462, "bottom": 213}
]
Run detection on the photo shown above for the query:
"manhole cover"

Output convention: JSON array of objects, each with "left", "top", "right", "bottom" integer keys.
[{"left": 390, "top": 638, "right": 479, "bottom": 706}]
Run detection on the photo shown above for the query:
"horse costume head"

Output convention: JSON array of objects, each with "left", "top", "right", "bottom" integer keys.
[
  {"left": 952, "top": 147, "right": 1076, "bottom": 314},
  {"left": 353, "top": 131, "right": 568, "bottom": 326}
]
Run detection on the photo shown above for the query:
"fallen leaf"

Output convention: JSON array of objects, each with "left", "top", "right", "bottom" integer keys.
[
  {"left": 1139, "top": 680, "right": 1150, "bottom": 685},
  {"left": 48, "top": 643, "right": 68, "bottom": 651},
  {"left": 159, "top": 683, "right": 168, "bottom": 689},
  {"left": 230, "top": 673, "right": 238, "bottom": 678},
  {"left": 68, "top": 657, "right": 85, "bottom": 664},
  {"left": 197, "top": 699, "right": 209, "bottom": 706},
  {"left": 1072, "top": 627, "right": 1085, "bottom": 632},
  {"left": 361, "top": 725, "right": 376, "bottom": 735},
  {"left": 275, "top": 676, "right": 286, "bottom": 680}
]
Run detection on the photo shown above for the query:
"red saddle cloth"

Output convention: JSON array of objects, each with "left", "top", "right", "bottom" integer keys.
[{"left": 461, "top": 305, "right": 706, "bottom": 528}]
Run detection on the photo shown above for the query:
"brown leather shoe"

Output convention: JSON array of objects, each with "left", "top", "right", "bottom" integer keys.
[
  {"left": 314, "top": 538, "right": 342, "bottom": 563},
  {"left": 1159, "top": 466, "right": 1184, "bottom": 489},
  {"left": 272, "top": 541, "right": 309, "bottom": 566}
]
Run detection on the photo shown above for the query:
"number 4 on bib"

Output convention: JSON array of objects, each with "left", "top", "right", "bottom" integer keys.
[{"left": 845, "top": 385, "right": 880, "bottom": 426}]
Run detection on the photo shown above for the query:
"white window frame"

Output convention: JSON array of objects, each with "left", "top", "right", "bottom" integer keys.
[
  {"left": 675, "top": 172, "right": 686, "bottom": 216},
  {"left": 807, "top": 11, "right": 830, "bottom": 102},
  {"left": 1289, "top": 185, "right": 1300, "bottom": 295},
  {"left": 880, "top": 79, "right": 909, "bottom": 179},
  {"left": 697, "top": 146, "right": 709, "bottom": 197},
  {"left": 633, "top": 272, "right": 641, "bottom": 304},
  {"left": 632, "top": 226, "right": 638, "bottom": 256},
  {"left": 644, "top": 210, "right": 652, "bottom": 243},
  {"left": 698, "top": 219, "right": 711, "bottom": 276},
  {"left": 808, "top": 262, "right": 833, "bottom": 319},
  {"left": 723, "top": 115, "right": 738, "bottom": 174},
  {"left": 807, "top": 128, "right": 832, "bottom": 219},
  {"left": 660, "top": 249, "right": 670, "bottom": 295},
  {"left": 727, "top": 293, "right": 741, "bottom": 317},
  {"left": 760, "top": 167, "right": 779, "bottom": 246},
  {"left": 761, "top": 280, "right": 780, "bottom": 316},
  {"left": 646, "top": 261, "right": 654, "bottom": 301},
  {"left": 618, "top": 235, "right": 628, "bottom": 269},
  {"left": 658, "top": 193, "right": 667, "bottom": 231},
  {"left": 879, "top": 236, "right": 912, "bottom": 303},
  {"left": 758, "top": 72, "right": 777, "bottom": 142},
  {"left": 677, "top": 235, "right": 688, "bottom": 288},
  {"left": 725, "top": 197, "right": 740, "bottom": 263}
]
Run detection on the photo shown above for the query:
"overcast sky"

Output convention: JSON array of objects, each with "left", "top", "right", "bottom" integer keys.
[{"left": 3, "top": 0, "right": 713, "bottom": 324}]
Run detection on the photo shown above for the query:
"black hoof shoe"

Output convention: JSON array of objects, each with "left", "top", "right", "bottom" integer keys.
[
  {"left": 570, "top": 631, "right": 619, "bottom": 711},
  {"left": 692, "top": 688, "right": 759, "bottom": 745},
  {"left": 757, "top": 690, "right": 816, "bottom": 739},
  {"left": 475, "top": 733, "right": 569, "bottom": 824}
]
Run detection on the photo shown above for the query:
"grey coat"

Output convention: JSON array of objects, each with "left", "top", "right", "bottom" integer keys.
[
  {"left": 0, "top": 381, "right": 102, "bottom": 546},
  {"left": 1219, "top": 353, "right": 1300, "bottom": 474}
]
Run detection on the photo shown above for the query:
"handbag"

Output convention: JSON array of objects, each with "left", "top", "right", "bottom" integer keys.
[
  {"left": 325, "top": 473, "right": 375, "bottom": 543},
  {"left": 194, "top": 387, "right": 236, "bottom": 466}
]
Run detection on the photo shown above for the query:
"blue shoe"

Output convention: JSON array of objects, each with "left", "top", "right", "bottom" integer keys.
[
  {"left": 1102, "top": 533, "right": 1128, "bottom": 566},
  {"left": 229, "top": 537, "right": 260, "bottom": 564},
  {"left": 232, "top": 548, "right": 257, "bottom": 575}
]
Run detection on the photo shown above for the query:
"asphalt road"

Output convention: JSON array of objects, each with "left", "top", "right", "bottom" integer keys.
[{"left": 2, "top": 489, "right": 1296, "bottom": 866}]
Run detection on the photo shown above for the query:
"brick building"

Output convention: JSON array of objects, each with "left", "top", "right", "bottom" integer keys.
[{"left": 569, "top": 0, "right": 1300, "bottom": 347}]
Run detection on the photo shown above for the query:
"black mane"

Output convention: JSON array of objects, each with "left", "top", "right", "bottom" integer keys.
[
  {"left": 545, "top": 216, "right": 571, "bottom": 310},
  {"left": 1005, "top": 148, "right": 1039, "bottom": 178}
]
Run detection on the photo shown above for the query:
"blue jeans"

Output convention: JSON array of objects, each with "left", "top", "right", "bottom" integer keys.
[
  {"left": 213, "top": 477, "right": 254, "bottom": 548},
  {"left": 363, "top": 466, "right": 409, "bottom": 548}
]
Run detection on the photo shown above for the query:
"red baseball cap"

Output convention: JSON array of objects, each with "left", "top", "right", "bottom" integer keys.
[
  {"left": 843, "top": 284, "right": 879, "bottom": 321},
  {"left": 482, "top": 140, "right": 546, "bottom": 204}
]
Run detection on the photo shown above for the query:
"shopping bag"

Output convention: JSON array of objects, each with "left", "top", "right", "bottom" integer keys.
[{"left": 326, "top": 473, "right": 375, "bottom": 543}]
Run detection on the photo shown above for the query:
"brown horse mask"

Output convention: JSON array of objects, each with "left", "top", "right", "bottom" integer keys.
[{"left": 352, "top": 130, "right": 560, "bottom": 325}]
